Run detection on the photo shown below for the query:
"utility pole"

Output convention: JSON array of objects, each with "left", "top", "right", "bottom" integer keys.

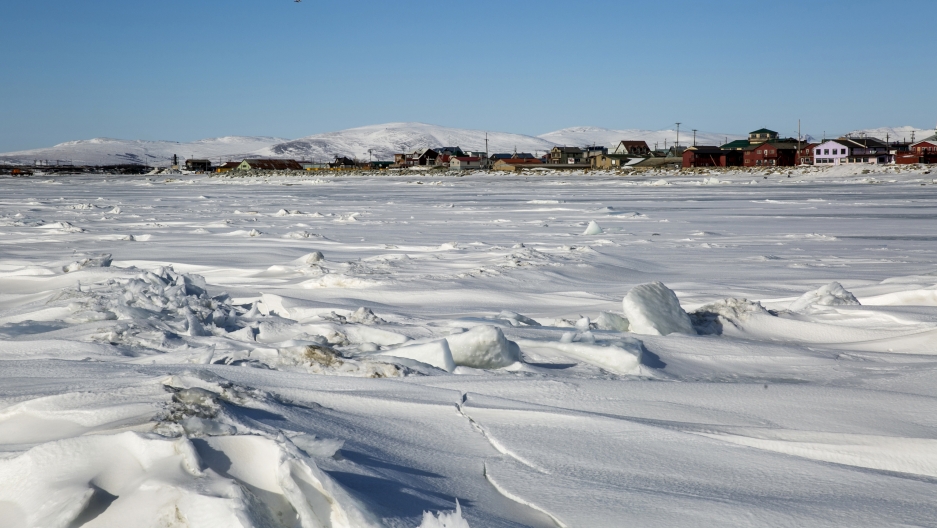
[
  {"left": 692, "top": 129, "right": 697, "bottom": 146},
  {"left": 675, "top": 123, "right": 681, "bottom": 148},
  {"left": 797, "top": 119, "right": 801, "bottom": 166},
  {"left": 485, "top": 133, "right": 489, "bottom": 169}
]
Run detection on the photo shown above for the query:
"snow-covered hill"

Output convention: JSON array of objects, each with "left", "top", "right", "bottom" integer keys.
[
  {"left": 257, "top": 122, "right": 557, "bottom": 162},
  {"left": 0, "top": 136, "right": 288, "bottom": 166},
  {"left": 845, "top": 126, "right": 936, "bottom": 142},
  {"left": 539, "top": 126, "right": 744, "bottom": 150}
]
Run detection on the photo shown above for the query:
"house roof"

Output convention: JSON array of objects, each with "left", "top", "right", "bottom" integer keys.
[
  {"left": 686, "top": 146, "right": 724, "bottom": 153},
  {"left": 910, "top": 134, "right": 937, "bottom": 147},
  {"left": 750, "top": 128, "right": 778, "bottom": 135},
  {"left": 453, "top": 157, "right": 481, "bottom": 162},
  {"left": 618, "top": 140, "right": 649, "bottom": 147},
  {"left": 495, "top": 158, "right": 542, "bottom": 165},
  {"left": 721, "top": 140, "right": 750, "bottom": 150},
  {"left": 219, "top": 161, "right": 241, "bottom": 169},
  {"left": 552, "top": 146, "right": 583, "bottom": 154},
  {"left": 242, "top": 159, "right": 303, "bottom": 170}
]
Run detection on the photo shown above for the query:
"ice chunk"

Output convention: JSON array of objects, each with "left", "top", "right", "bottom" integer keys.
[
  {"left": 419, "top": 500, "right": 471, "bottom": 528},
  {"left": 497, "top": 310, "right": 541, "bottom": 327},
  {"left": 622, "top": 282, "right": 694, "bottom": 336},
  {"left": 789, "top": 282, "right": 861, "bottom": 312},
  {"left": 446, "top": 325, "right": 520, "bottom": 369},
  {"left": 379, "top": 339, "right": 456, "bottom": 372},
  {"left": 595, "top": 311, "right": 630, "bottom": 332},
  {"left": 582, "top": 221, "right": 603, "bottom": 235},
  {"left": 62, "top": 253, "right": 112, "bottom": 273}
]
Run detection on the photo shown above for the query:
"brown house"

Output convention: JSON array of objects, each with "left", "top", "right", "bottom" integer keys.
[
  {"left": 798, "top": 143, "right": 818, "bottom": 165},
  {"left": 492, "top": 158, "right": 543, "bottom": 172},
  {"left": 550, "top": 147, "right": 585, "bottom": 164}
]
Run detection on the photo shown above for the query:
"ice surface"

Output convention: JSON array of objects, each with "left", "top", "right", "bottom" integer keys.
[{"left": 3, "top": 168, "right": 937, "bottom": 527}]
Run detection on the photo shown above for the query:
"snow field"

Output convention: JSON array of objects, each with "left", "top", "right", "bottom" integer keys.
[{"left": 2, "top": 169, "right": 937, "bottom": 526}]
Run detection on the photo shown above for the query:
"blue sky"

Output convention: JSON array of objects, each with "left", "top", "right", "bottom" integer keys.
[{"left": 1, "top": 0, "right": 934, "bottom": 150}]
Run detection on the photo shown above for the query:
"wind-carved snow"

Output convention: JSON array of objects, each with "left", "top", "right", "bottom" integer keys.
[{"left": 2, "top": 168, "right": 937, "bottom": 526}]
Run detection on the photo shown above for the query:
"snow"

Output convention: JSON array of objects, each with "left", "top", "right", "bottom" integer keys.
[
  {"left": 3, "top": 166, "right": 937, "bottom": 527},
  {"left": 789, "top": 281, "right": 861, "bottom": 312},
  {"left": 622, "top": 282, "right": 695, "bottom": 336}
]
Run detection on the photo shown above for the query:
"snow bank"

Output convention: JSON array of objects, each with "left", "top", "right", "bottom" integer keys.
[
  {"left": 446, "top": 325, "right": 520, "bottom": 369},
  {"left": 517, "top": 338, "right": 643, "bottom": 375},
  {"left": 622, "top": 282, "right": 695, "bottom": 336},
  {"left": 789, "top": 282, "right": 860, "bottom": 312},
  {"left": 690, "top": 298, "right": 771, "bottom": 335}
]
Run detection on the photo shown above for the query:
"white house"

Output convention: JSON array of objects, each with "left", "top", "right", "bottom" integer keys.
[
  {"left": 814, "top": 140, "right": 850, "bottom": 165},
  {"left": 814, "top": 137, "right": 893, "bottom": 165},
  {"left": 449, "top": 156, "right": 483, "bottom": 170}
]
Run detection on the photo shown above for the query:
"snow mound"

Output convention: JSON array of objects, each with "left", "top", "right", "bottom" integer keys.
[
  {"left": 790, "top": 282, "right": 861, "bottom": 312},
  {"left": 420, "top": 500, "right": 471, "bottom": 528},
  {"left": 63, "top": 253, "right": 112, "bottom": 272},
  {"left": 690, "top": 298, "right": 771, "bottom": 335},
  {"left": 446, "top": 325, "right": 520, "bottom": 369},
  {"left": 622, "top": 282, "right": 695, "bottom": 336},
  {"left": 380, "top": 339, "right": 456, "bottom": 372},
  {"left": 582, "top": 221, "right": 603, "bottom": 235},
  {"left": 0, "top": 431, "right": 379, "bottom": 528}
]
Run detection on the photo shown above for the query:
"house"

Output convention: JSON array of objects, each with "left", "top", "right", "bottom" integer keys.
[
  {"left": 911, "top": 134, "right": 937, "bottom": 156},
  {"left": 237, "top": 159, "right": 303, "bottom": 171},
  {"left": 611, "top": 141, "right": 651, "bottom": 156},
  {"left": 393, "top": 148, "right": 439, "bottom": 167},
  {"left": 300, "top": 161, "right": 330, "bottom": 170},
  {"left": 330, "top": 157, "right": 357, "bottom": 169},
  {"left": 583, "top": 146, "right": 608, "bottom": 158},
  {"left": 435, "top": 154, "right": 452, "bottom": 167},
  {"left": 550, "top": 147, "right": 585, "bottom": 164},
  {"left": 813, "top": 137, "right": 894, "bottom": 165},
  {"left": 682, "top": 146, "right": 729, "bottom": 168},
  {"left": 450, "top": 156, "right": 483, "bottom": 170},
  {"left": 492, "top": 158, "right": 543, "bottom": 172},
  {"left": 743, "top": 141, "right": 797, "bottom": 167},
  {"left": 591, "top": 154, "right": 632, "bottom": 169},
  {"left": 721, "top": 139, "right": 751, "bottom": 151},
  {"left": 185, "top": 159, "right": 212, "bottom": 172},
  {"left": 748, "top": 128, "right": 779, "bottom": 144},
  {"left": 435, "top": 147, "right": 465, "bottom": 157},
  {"left": 798, "top": 143, "right": 818, "bottom": 165},
  {"left": 215, "top": 161, "right": 241, "bottom": 173}
]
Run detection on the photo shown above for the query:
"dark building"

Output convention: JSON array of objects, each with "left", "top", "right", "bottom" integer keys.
[{"left": 185, "top": 159, "right": 212, "bottom": 172}]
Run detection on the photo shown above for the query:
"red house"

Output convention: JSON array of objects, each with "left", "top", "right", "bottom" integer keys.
[
  {"left": 798, "top": 143, "right": 818, "bottom": 165},
  {"left": 682, "top": 146, "right": 742, "bottom": 168},
  {"left": 743, "top": 141, "right": 798, "bottom": 167},
  {"left": 898, "top": 135, "right": 937, "bottom": 164}
]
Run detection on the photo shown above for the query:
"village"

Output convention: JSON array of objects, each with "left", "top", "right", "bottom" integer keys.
[{"left": 187, "top": 126, "right": 937, "bottom": 174}]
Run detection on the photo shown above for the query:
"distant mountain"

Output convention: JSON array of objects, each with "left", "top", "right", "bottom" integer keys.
[
  {"left": 0, "top": 136, "right": 288, "bottom": 166},
  {"left": 539, "top": 126, "right": 744, "bottom": 150},
  {"left": 256, "top": 122, "right": 557, "bottom": 162},
  {"left": 844, "top": 126, "right": 936, "bottom": 143}
]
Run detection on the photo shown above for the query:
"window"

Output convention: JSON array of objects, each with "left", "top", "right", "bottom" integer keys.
[
  {"left": 816, "top": 149, "right": 821, "bottom": 155},
  {"left": 824, "top": 149, "right": 829, "bottom": 155},
  {"left": 841, "top": 149, "right": 846, "bottom": 155}
]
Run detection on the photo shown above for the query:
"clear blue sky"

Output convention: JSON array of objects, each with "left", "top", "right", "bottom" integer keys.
[{"left": 2, "top": 0, "right": 934, "bottom": 151}]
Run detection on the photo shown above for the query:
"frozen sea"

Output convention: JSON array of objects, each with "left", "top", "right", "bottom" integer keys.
[{"left": 2, "top": 167, "right": 937, "bottom": 527}]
